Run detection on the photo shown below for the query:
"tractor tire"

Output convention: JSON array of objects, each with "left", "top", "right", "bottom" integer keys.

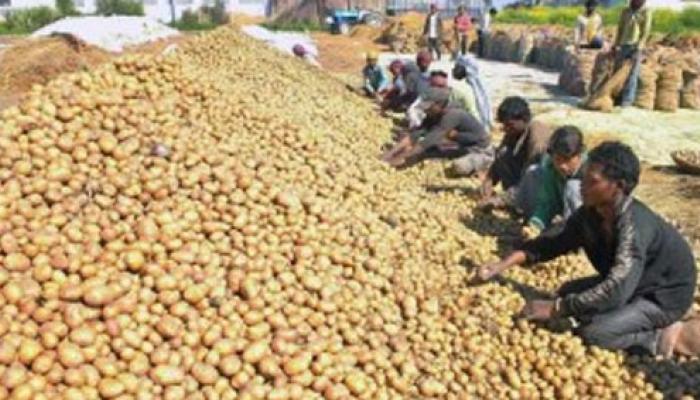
[{"left": 338, "top": 22, "right": 350, "bottom": 35}]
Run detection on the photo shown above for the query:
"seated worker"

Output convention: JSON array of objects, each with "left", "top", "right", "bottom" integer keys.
[
  {"left": 292, "top": 44, "right": 321, "bottom": 67},
  {"left": 401, "top": 50, "right": 433, "bottom": 111},
  {"left": 382, "top": 87, "right": 493, "bottom": 176},
  {"left": 408, "top": 70, "right": 454, "bottom": 129},
  {"left": 480, "top": 97, "right": 553, "bottom": 216},
  {"left": 527, "top": 126, "right": 586, "bottom": 233},
  {"left": 575, "top": 0, "right": 604, "bottom": 52},
  {"left": 381, "top": 60, "right": 408, "bottom": 113},
  {"left": 479, "top": 141, "right": 699, "bottom": 358},
  {"left": 362, "top": 51, "right": 389, "bottom": 99},
  {"left": 452, "top": 55, "right": 492, "bottom": 131}
]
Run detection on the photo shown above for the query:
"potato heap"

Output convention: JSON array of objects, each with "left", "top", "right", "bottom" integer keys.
[{"left": 0, "top": 26, "right": 698, "bottom": 400}]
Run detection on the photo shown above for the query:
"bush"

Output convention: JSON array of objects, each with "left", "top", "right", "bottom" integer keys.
[
  {"left": 96, "top": 0, "right": 144, "bottom": 16},
  {"left": 208, "top": 0, "right": 229, "bottom": 25},
  {"left": 262, "top": 20, "right": 324, "bottom": 32},
  {"left": 495, "top": 5, "right": 700, "bottom": 35},
  {"left": 4, "top": 6, "right": 62, "bottom": 33},
  {"left": 170, "top": 9, "right": 218, "bottom": 31},
  {"left": 56, "top": 0, "right": 79, "bottom": 16},
  {"left": 169, "top": 2, "right": 229, "bottom": 32}
]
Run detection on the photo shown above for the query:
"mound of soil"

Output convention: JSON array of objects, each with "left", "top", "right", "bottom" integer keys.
[{"left": 0, "top": 34, "right": 110, "bottom": 109}]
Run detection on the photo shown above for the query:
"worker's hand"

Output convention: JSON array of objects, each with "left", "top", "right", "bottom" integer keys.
[
  {"left": 521, "top": 224, "right": 541, "bottom": 240},
  {"left": 520, "top": 300, "right": 556, "bottom": 321},
  {"left": 446, "top": 130, "right": 458, "bottom": 141},
  {"left": 387, "top": 155, "right": 406, "bottom": 168},
  {"left": 478, "top": 260, "right": 508, "bottom": 281},
  {"left": 479, "top": 178, "right": 493, "bottom": 199},
  {"left": 477, "top": 196, "right": 504, "bottom": 213}
]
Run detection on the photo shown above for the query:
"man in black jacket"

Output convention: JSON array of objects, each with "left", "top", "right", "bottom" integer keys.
[{"left": 479, "top": 141, "right": 698, "bottom": 357}]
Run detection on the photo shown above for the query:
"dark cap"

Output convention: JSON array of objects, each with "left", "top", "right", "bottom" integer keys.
[{"left": 418, "top": 87, "right": 450, "bottom": 109}]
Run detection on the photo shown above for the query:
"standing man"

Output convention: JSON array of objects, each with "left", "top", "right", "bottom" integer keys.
[
  {"left": 362, "top": 51, "right": 389, "bottom": 100},
  {"left": 382, "top": 87, "right": 493, "bottom": 175},
  {"left": 575, "top": 0, "right": 604, "bottom": 52},
  {"left": 453, "top": 5, "right": 472, "bottom": 58},
  {"left": 479, "top": 142, "right": 699, "bottom": 358},
  {"left": 612, "top": 0, "right": 652, "bottom": 107},
  {"left": 477, "top": 8, "right": 496, "bottom": 58},
  {"left": 423, "top": 4, "right": 444, "bottom": 61}
]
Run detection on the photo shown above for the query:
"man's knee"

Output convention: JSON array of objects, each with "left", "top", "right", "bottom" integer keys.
[{"left": 578, "top": 322, "right": 619, "bottom": 349}]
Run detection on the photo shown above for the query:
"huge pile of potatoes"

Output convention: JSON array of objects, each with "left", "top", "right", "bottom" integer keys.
[{"left": 0, "top": 26, "right": 698, "bottom": 399}]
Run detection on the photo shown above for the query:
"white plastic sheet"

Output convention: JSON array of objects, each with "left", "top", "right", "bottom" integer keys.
[
  {"left": 241, "top": 25, "right": 318, "bottom": 57},
  {"left": 32, "top": 16, "right": 180, "bottom": 53}
]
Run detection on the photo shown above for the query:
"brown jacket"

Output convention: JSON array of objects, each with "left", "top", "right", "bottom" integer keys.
[{"left": 490, "top": 120, "right": 554, "bottom": 189}]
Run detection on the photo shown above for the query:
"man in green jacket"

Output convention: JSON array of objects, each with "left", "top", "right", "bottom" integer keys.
[
  {"left": 613, "top": 0, "right": 652, "bottom": 106},
  {"left": 528, "top": 126, "right": 586, "bottom": 232}
]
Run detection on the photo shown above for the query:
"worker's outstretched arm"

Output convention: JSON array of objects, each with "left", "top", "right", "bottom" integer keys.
[
  {"left": 557, "top": 207, "right": 647, "bottom": 317},
  {"left": 480, "top": 209, "right": 586, "bottom": 281}
]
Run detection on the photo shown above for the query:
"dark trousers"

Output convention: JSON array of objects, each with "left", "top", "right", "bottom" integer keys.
[
  {"left": 428, "top": 38, "right": 441, "bottom": 60},
  {"left": 558, "top": 276, "right": 682, "bottom": 355},
  {"left": 455, "top": 33, "right": 468, "bottom": 56},
  {"left": 477, "top": 29, "right": 488, "bottom": 58},
  {"left": 615, "top": 44, "right": 642, "bottom": 107}
]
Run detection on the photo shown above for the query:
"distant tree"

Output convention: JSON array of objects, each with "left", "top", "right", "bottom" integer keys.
[{"left": 56, "top": 0, "right": 79, "bottom": 16}]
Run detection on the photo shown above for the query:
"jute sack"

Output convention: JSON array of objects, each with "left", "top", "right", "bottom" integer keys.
[
  {"left": 589, "top": 51, "right": 613, "bottom": 95},
  {"left": 584, "top": 59, "right": 633, "bottom": 112},
  {"left": 559, "top": 50, "right": 598, "bottom": 97},
  {"left": 680, "top": 70, "right": 700, "bottom": 110},
  {"left": 655, "top": 63, "right": 683, "bottom": 112},
  {"left": 634, "top": 63, "right": 658, "bottom": 110},
  {"left": 515, "top": 33, "right": 534, "bottom": 64}
]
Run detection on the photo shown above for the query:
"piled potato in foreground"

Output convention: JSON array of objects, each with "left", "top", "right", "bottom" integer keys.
[{"left": 0, "top": 26, "right": 698, "bottom": 400}]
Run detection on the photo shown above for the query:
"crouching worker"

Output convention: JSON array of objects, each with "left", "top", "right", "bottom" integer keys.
[
  {"left": 479, "top": 141, "right": 699, "bottom": 357},
  {"left": 381, "top": 60, "right": 408, "bottom": 113},
  {"left": 479, "top": 97, "right": 553, "bottom": 215},
  {"left": 362, "top": 51, "right": 389, "bottom": 100},
  {"left": 382, "top": 87, "right": 492, "bottom": 175},
  {"left": 527, "top": 126, "right": 586, "bottom": 233}
]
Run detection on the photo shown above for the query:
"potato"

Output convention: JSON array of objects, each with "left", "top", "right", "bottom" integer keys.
[{"left": 0, "top": 24, "right": 692, "bottom": 400}]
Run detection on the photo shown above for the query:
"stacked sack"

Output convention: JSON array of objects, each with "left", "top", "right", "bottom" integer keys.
[
  {"left": 531, "top": 33, "right": 569, "bottom": 70},
  {"left": 514, "top": 33, "right": 535, "bottom": 64},
  {"left": 655, "top": 53, "right": 684, "bottom": 112},
  {"left": 680, "top": 67, "right": 700, "bottom": 110},
  {"left": 558, "top": 49, "right": 599, "bottom": 97},
  {"left": 486, "top": 30, "right": 518, "bottom": 62},
  {"left": 634, "top": 61, "right": 658, "bottom": 110}
]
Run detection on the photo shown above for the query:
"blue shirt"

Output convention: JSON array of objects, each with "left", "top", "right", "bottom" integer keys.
[{"left": 363, "top": 64, "right": 389, "bottom": 93}]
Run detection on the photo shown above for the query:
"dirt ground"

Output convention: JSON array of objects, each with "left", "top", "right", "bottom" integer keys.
[
  {"left": 312, "top": 31, "right": 387, "bottom": 75},
  {"left": 315, "top": 33, "right": 700, "bottom": 251},
  {"left": 0, "top": 33, "right": 190, "bottom": 111}
]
